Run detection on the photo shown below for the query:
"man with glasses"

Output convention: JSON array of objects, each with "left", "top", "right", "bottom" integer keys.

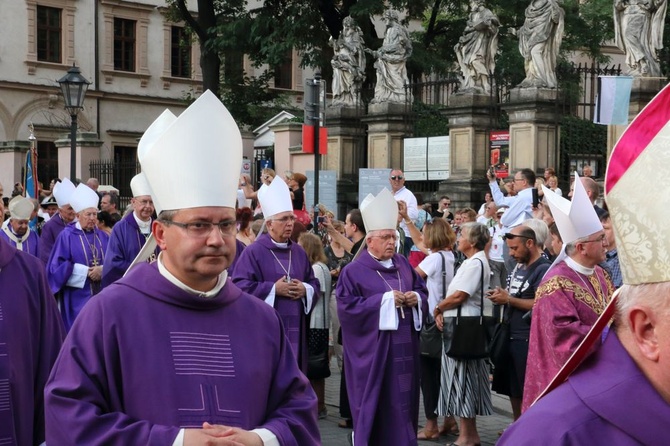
[
  {"left": 101, "top": 173, "right": 160, "bottom": 287},
  {"left": 337, "top": 188, "right": 428, "bottom": 446},
  {"left": 39, "top": 178, "right": 77, "bottom": 264},
  {"left": 45, "top": 91, "right": 320, "bottom": 445},
  {"left": 522, "top": 174, "right": 614, "bottom": 412},
  {"left": 233, "top": 176, "right": 319, "bottom": 373},
  {"left": 389, "top": 169, "right": 418, "bottom": 257}
]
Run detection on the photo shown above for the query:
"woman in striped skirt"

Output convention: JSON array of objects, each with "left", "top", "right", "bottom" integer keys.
[{"left": 433, "top": 222, "right": 493, "bottom": 446}]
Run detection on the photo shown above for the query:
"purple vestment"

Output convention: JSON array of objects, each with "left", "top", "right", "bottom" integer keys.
[
  {"left": 0, "top": 242, "right": 64, "bottom": 446},
  {"left": 336, "top": 249, "right": 428, "bottom": 446},
  {"left": 101, "top": 212, "right": 159, "bottom": 287},
  {"left": 46, "top": 224, "right": 109, "bottom": 332},
  {"left": 232, "top": 233, "right": 320, "bottom": 371},
  {"left": 500, "top": 331, "right": 670, "bottom": 444},
  {"left": 0, "top": 227, "right": 40, "bottom": 257},
  {"left": 523, "top": 260, "right": 613, "bottom": 411},
  {"left": 44, "top": 263, "right": 320, "bottom": 445},
  {"left": 38, "top": 213, "right": 67, "bottom": 264},
  {"left": 227, "top": 238, "right": 246, "bottom": 277}
]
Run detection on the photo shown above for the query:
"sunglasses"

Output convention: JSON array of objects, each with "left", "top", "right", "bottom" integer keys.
[
  {"left": 502, "top": 233, "right": 533, "bottom": 240},
  {"left": 390, "top": 175, "right": 404, "bottom": 180}
]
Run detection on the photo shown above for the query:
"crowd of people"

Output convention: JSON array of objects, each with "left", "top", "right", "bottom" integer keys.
[{"left": 2, "top": 85, "right": 669, "bottom": 446}]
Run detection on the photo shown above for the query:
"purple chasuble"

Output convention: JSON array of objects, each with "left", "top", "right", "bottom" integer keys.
[
  {"left": 227, "top": 238, "right": 246, "bottom": 277},
  {"left": 0, "top": 228, "right": 40, "bottom": 258},
  {"left": 523, "top": 260, "right": 613, "bottom": 411},
  {"left": 44, "top": 263, "right": 320, "bottom": 445},
  {"left": 232, "top": 233, "right": 320, "bottom": 371},
  {"left": 46, "top": 224, "right": 109, "bottom": 332},
  {"left": 0, "top": 242, "right": 65, "bottom": 446},
  {"left": 38, "top": 213, "right": 67, "bottom": 264},
  {"left": 101, "top": 212, "right": 159, "bottom": 287},
  {"left": 336, "top": 249, "right": 428, "bottom": 446},
  {"left": 500, "top": 332, "right": 670, "bottom": 444}
]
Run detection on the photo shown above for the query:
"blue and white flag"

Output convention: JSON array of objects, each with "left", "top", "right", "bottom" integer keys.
[{"left": 594, "top": 76, "right": 633, "bottom": 125}]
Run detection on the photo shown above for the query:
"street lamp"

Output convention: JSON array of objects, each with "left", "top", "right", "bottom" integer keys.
[{"left": 57, "top": 65, "right": 90, "bottom": 179}]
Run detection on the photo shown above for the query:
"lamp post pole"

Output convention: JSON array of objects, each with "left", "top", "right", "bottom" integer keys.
[{"left": 57, "top": 65, "right": 90, "bottom": 181}]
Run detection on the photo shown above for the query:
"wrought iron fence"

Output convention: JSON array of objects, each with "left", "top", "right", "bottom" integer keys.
[{"left": 89, "top": 159, "right": 139, "bottom": 209}]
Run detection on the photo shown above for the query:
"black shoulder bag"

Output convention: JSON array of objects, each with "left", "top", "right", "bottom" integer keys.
[
  {"left": 442, "top": 258, "right": 496, "bottom": 360},
  {"left": 420, "top": 252, "right": 447, "bottom": 359}
]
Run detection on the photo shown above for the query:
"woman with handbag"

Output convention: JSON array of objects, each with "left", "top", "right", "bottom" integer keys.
[
  {"left": 298, "top": 233, "right": 332, "bottom": 420},
  {"left": 400, "top": 206, "right": 459, "bottom": 440},
  {"left": 434, "top": 222, "right": 493, "bottom": 446}
]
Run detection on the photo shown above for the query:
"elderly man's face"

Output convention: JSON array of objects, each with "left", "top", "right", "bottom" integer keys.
[
  {"left": 10, "top": 218, "right": 29, "bottom": 236},
  {"left": 78, "top": 208, "right": 98, "bottom": 231},
  {"left": 132, "top": 195, "right": 154, "bottom": 221},
  {"left": 266, "top": 211, "right": 295, "bottom": 243},
  {"left": 389, "top": 170, "right": 405, "bottom": 193},
  {"left": 367, "top": 230, "right": 397, "bottom": 260},
  {"left": 156, "top": 207, "right": 237, "bottom": 291},
  {"left": 60, "top": 205, "right": 76, "bottom": 223}
]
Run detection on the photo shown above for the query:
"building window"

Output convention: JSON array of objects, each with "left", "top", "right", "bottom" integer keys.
[
  {"left": 37, "top": 5, "right": 62, "bottom": 63},
  {"left": 274, "top": 50, "right": 293, "bottom": 89},
  {"left": 37, "top": 141, "right": 59, "bottom": 189},
  {"left": 171, "top": 26, "right": 191, "bottom": 78},
  {"left": 114, "top": 18, "right": 136, "bottom": 72}
]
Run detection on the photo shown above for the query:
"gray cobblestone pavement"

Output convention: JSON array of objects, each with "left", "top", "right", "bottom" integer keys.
[{"left": 318, "top": 359, "right": 513, "bottom": 445}]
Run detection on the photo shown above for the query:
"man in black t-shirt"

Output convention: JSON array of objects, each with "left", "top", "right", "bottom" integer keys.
[{"left": 487, "top": 225, "right": 550, "bottom": 420}]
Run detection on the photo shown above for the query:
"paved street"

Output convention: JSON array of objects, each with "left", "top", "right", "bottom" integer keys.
[{"left": 318, "top": 358, "right": 514, "bottom": 445}]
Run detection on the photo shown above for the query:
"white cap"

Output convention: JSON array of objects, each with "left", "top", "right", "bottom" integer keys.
[
  {"left": 70, "top": 183, "right": 100, "bottom": 213},
  {"left": 258, "top": 177, "right": 292, "bottom": 219},
  {"left": 8, "top": 196, "right": 34, "bottom": 220},
  {"left": 140, "top": 90, "right": 242, "bottom": 211},
  {"left": 130, "top": 173, "right": 152, "bottom": 198},
  {"left": 53, "top": 178, "right": 76, "bottom": 207},
  {"left": 541, "top": 172, "right": 602, "bottom": 244},
  {"left": 360, "top": 188, "right": 398, "bottom": 232}
]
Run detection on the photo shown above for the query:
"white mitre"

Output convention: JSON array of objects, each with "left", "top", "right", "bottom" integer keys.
[
  {"left": 53, "top": 178, "right": 76, "bottom": 207},
  {"left": 141, "top": 90, "right": 242, "bottom": 211},
  {"left": 258, "top": 177, "right": 292, "bottom": 219},
  {"left": 8, "top": 196, "right": 34, "bottom": 220},
  {"left": 69, "top": 183, "right": 100, "bottom": 213},
  {"left": 541, "top": 172, "right": 602, "bottom": 244},
  {"left": 360, "top": 188, "right": 398, "bottom": 232}
]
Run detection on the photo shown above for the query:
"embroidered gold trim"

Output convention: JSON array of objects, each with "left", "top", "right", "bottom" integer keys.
[{"left": 535, "top": 273, "right": 611, "bottom": 315}]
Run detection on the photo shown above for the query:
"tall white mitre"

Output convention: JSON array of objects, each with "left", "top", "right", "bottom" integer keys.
[
  {"left": 140, "top": 90, "right": 242, "bottom": 211},
  {"left": 605, "top": 83, "right": 670, "bottom": 285},
  {"left": 257, "top": 177, "right": 292, "bottom": 219},
  {"left": 360, "top": 188, "right": 398, "bottom": 232},
  {"left": 52, "top": 177, "right": 76, "bottom": 207},
  {"left": 541, "top": 172, "right": 602, "bottom": 244}
]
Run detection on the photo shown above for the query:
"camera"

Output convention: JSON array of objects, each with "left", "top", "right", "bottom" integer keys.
[
  {"left": 317, "top": 216, "right": 325, "bottom": 224},
  {"left": 488, "top": 166, "right": 496, "bottom": 179}
]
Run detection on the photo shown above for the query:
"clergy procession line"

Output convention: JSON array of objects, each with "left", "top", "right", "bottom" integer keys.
[{"left": 3, "top": 85, "right": 670, "bottom": 445}]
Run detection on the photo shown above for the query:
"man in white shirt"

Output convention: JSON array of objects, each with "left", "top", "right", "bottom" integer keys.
[{"left": 390, "top": 169, "right": 417, "bottom": 256}]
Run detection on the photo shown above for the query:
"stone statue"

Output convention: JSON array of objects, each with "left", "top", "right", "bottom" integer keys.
[
  {"left": 614, "top": 0, "right": 667, "bottom": 77},
  {"left": 366, "top": 10, "right": 413, "bottom": 104},
  {"left": 455, "top": 0, "right": 500, "bottom": 94},
  {"left": 330, "top": 16, "right": 367, "bottom": 107},
  {"left": 517, "top": 0, "right": 565, "bottom": 88}
]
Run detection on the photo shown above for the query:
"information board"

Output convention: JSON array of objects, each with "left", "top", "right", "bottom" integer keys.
[
  {"left": 358, "top": 168, "right": 392, "bottom": 206},
  {"left": 306, "top": 170, "right": 338, "bottom": 219}
]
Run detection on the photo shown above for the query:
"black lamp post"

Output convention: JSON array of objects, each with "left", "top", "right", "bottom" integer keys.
[{"left": 57, "top": 65, "right": 90, "bottom": 180}]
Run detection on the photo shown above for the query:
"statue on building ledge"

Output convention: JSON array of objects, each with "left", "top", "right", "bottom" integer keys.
[
  {"left": 455, "top": 0, "right": 500, "bottom": 95},
  {"left": 517, "top": 0, "right": 565, "bottom": 89},
  {"left": 614, "top": 0, "right": 667, "bottom": 77},
  {"left": 366, "top": 9, "right": 413, "bottom": 104},
  {"left": 330, "top": 16, "right": 367, "bottom": 107}
]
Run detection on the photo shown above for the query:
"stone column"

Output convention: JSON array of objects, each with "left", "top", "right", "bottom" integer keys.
[
  {"left": 0, "top": 141, "right": 30, "bottom": 187},
  {"left": 55, "top": 131, "right": 103, "bottom": 181},
  {"left": 439, "top": 93, "right": 494, "bottom": 208},
  {"left": 362, "top": 102, "right": 413, "bottom": 169},
  {"left": 324, "top": 106, "right": 367, "bottom": 213},
  {"left": 607, "top": 77, "right": 665, "bottom": 157},
  {"left": 502, "top": 88, "right": 561, "bottom": 172}
]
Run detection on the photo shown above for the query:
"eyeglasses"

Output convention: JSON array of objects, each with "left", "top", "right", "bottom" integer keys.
[
  {"left": 136, "top": 199, "right": 154, "bottom": 207},
  {"left": 390, "top": 176, "right": 404, "bottom": 180},
  {"left": 272, "top": 215, "right": 296, "bottom": 223},
  {"left": 513, "top": 178, "right": 525, "bottom": 182},
  {"left": 502, "top": 233, "right": 533, "bottom": 241},
  {"left": 580, "top": 234, "right": 607, "bottom": 245},
  {"left": 161, "top": 219, "right": 237, "bottom": 238}
]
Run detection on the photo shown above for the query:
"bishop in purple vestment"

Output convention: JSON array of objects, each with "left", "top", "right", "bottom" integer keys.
[
  {"left": 0, "top": 240, "right": 64, "bottom": 446},
  {"left": 337, "top": 230, "right": 428, "bottom": 446},
  {"left": 232, "top": 227, "right": 319, "bottom": 372},
  {"left": 101, "top": 197, "right": 159, "bottom": 287},
  {"left": 47, "top": 194, "right": 109, "bottom": 332},
  {"left": 39, "top": 178, "right": 77, "bottom": 264},
  {"left": 1, "top": 196, "right": 40, "bottom": 257}
]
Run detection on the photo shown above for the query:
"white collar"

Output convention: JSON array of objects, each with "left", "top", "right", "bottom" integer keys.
[
  {"left": 157, "top": 252, "right": 227, "bottom": 298},
  {"left": 565, "top": 256, "right": 595, "bottom": 276},
  {"left": 369, "top": 252, "right": 394, "bottom": 268},
  {"left": 270, "top": 238, "right": 289, "bottom": 248},
  {"left": 133, "top": 212, "right": 152, "bottom": 233}
]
